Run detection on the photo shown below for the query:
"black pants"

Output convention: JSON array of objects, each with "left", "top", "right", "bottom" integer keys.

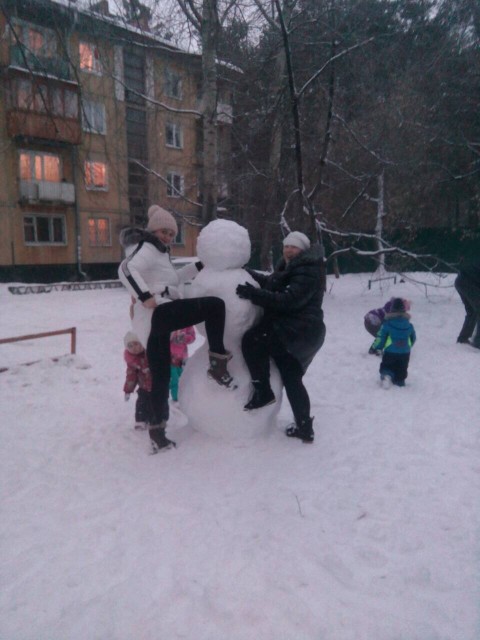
[
  {"left": 242, "top": 320, "right": 311, "bottom": 425},
  {"left": 147, "top": 297, "right": 226, "bottom": 424},
  {"left": 455, "top": 274, "right": 480, "bottom": 344},
  {"left": 380, "top": 351, "right": 410, "bottom": 386},
  {"left": 136, "top": 388, "right": 153, "bottom": 423}
]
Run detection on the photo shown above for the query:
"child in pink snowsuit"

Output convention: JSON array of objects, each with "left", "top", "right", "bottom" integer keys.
[
  {"left": 123, "top": 331, "right": 153, "bottom": 429},
  {"left": 169, "top": 326, "right": 196, "bottom": 401}
]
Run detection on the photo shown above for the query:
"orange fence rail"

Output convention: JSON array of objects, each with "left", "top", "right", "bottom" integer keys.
[{"left": 0, "top": 327, "right": 76, "bottom": 373}]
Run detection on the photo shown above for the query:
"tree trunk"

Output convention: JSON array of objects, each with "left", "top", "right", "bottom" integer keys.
[
  {"left": 375, "top": 169, "right": 386, "bottom": 274},
  {"left": 200, "top": 0, "right": 219, "bottom": 225}
]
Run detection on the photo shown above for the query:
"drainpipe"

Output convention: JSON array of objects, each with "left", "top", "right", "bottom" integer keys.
[{"left": 71, "top": 145, "right": 88, "bottom": 280}]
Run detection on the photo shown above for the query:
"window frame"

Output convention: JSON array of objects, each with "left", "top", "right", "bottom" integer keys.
[
  {"left": 13, "top": 20, "right": 57, "bottom": 58},
  {"left": 164, "top": 69, "right": 182, "bottom": 100},
  {"left": 79, "top": 41, "right": 102, "bottom": 75},
  {"left": 165, "top": 122, "right": 183, "bottom": 149},
  {"left": 82, "top": 98, "right": 107, "bottom": 135},
  {"left": 23, "top": 213, "right": 67, "bottom": 245},
  {"left": 166, "top": 171, "right": 184, "bottom": 198},
  {"left": 19, "top": 150, "right": 62, "bottom": 183},
  {"left": 88, "top": 216, "right": 111, "bottom": 247},
  {"left": 84, "top": 159, "right": 108, "bottom": 191},
  {"left": 13, "top": 78, "right": 78, "bottom": 119}
]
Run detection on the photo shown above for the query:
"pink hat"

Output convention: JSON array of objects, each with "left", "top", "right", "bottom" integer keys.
[{"left": 147, "top": 205, "right": 178, "bottom": 235}]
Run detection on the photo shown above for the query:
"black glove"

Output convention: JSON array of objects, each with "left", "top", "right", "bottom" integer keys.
[{"left": 236, "top": 282, "right": 256, "bottom": 300}]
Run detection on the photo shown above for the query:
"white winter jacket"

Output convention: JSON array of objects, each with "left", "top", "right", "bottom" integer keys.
[{"left": 118, "top": 230, "right": 200, "bottom": 347}]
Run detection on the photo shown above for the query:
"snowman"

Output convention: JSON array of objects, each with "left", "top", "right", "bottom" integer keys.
[{"left": 179, "top": 219, "right": 282, "bottom": 439}]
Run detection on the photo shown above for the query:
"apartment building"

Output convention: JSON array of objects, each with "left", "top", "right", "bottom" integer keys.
[{"left": 0, "top": 0, "right": 235, "bottom": 282}]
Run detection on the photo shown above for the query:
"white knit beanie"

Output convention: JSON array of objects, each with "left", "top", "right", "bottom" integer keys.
[
  {"left": 147, "top": 205, "right": 178, "bottom": 235},
  {"left": 283, "top": 231, "right": 310, "bottom": 251},
  {"left": 124, "top": 331, "right": 140, "bottom": 347}
]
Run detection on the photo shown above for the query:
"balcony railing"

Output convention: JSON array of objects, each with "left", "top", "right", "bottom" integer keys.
[
  {"left": 20, "top": 180, "right": 75, "bottom": 204},
  {"left": 10, "top": 45, "right": 71, "bottom": 81}
]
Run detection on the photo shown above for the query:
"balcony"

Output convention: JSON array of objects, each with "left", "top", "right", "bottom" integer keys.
[
  {"left": 10, "top": 44, "right": 71, "bottom": 81},
  {"left": 6, "top": 66, "right": 81, "bottom": 145},
  {"left": 20, "top": 180, "right": 75, "bottom": 204},
  {"left": 7, "top": 110, "right": 82, "bottom": 145}
]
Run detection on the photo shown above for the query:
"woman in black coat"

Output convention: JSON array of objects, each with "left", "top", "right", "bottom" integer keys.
[{"left": 236, "top": 232, "right": 326, "bottom": 443}]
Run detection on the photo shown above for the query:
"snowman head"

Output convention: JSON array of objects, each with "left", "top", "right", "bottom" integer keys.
[{"left": 197, "top": 220, "right": 251, "bottom": 270}]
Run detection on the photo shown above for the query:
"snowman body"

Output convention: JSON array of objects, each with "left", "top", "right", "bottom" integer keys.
[{"left": 179, "top": 220, "right": 282, "bottom": 439}]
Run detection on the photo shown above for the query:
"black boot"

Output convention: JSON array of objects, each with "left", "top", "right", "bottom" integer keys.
[
  {"left": 285, "top": 417, "right": 314, "bottom": 443},
  {"left": 244, "top": 380, "right": 275, "bottom": 411},
  {"left": 208, "top": 351, "right": 236, "bottom": 389},
  {"left": 149, "top": 422, "right": 176, "bottom": 453}
]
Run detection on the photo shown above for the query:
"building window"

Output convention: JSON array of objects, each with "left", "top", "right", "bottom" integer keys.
[
  {"left": 23, "top": 215, "right": 66, "bottom": 244},
  {"left": 82, "top": 99, "right": 106, "bottom": 134},
  {"left": 19, "top": 151, "right": 61, "bottom": 182},
  {"left": 164, "top": 69, "right": 182, "bottom": 99},
  {"left": 79, "top": 42, "right": 102, "bottom": 74},
  {"left": 84, "top": 160, "right": 108, "bottom": 190},
  {"left": 166, "top": 172, "right": 184, "bottom": 198},
  {"left": 13, "top": 78, "right": 78, "bottom": 118},
  {"left": 64, "top": 90, "right": 79, "bottom": 118},
  {"left": 88, "top": 217, "right": 111, "bottom": 246},
  {"left": 165, "top": 122, "right": 183, "bottom": 149},
  {"left": 14, "top": 21, "right": 57, "bottom": 57}
]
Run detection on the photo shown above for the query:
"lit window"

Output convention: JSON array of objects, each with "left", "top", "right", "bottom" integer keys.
[
  {"left": 84, "top": 160, "right": 108, "bottom": 190},
  {"left": 79, "top": 42, "right": 102, "bottom": 74},
  {"left": 23, "top": 215, "right": 66, "bottom": 244},
  {"left": 165, "top": 122, "right": 183, "bottom": 148},
  {"left": 164, "top": 69, "right": 182, "bottom": 99},
  {"left": 88, "top": 217, "right": 111, "bottom": 246},
  {"left": 166, "top": 172, "right": 184, "bottom": 197},
  {"left": 82, "top": 99, "right": 106, "bottom": 134},
  {"left": 19, "top": 152, "right": 60, "bottom": 182}
]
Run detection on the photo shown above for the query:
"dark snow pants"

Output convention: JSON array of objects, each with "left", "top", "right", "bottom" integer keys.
[
  {"left": 135, "top": 388, "right": 154, "bottom": 424},
  {"left": 147, "top": 297, "right": 226, "bottom": 424},
  {"left": 380, "top": 351, "right": 410, "bottom": 386},
  {"left": 455, "top": 274, "right": 480, "bottom": 345},
  {"left": 241, "top": 320, "right": 311, "bottom": 425}
]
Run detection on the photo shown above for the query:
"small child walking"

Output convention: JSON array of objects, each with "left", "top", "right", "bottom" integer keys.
[
  {"left": 169, "top": 326, "right": 196, "bottom": 402},
  {"left": 123, "top": 331, "right": 153, "bottom": 429},
  {"left": 365, "top": 297, "right": 411, "bottom": 354},
  {"left": 375, "top": 298, "right": 416, "bottom": 388}
]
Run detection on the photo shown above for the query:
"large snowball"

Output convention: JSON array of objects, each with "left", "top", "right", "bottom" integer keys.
[
  {"left": 180, "top": 219, "right": 282, "bottom": 439},
  {"left": 197, "top": 219, "right": 251, "bottom": 270}
]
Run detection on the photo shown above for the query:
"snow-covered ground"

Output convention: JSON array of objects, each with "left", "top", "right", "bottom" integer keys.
[{"left": 1, "top": 272, "right": 479, "bottom": 640}]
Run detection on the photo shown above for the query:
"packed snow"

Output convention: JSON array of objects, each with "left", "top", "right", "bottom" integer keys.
[
  {"left": 182, "top": 220, "right": 281, "bottom": 438},
  {"left": 1, "top": 270, "right": 479, "bottom": 640}
]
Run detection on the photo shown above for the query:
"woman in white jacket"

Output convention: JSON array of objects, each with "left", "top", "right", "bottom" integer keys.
[{"left": 119, "top": 205, "right": 234, "bottom": 452}]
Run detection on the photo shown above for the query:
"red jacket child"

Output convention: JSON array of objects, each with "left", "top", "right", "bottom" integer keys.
[{"left": 123, "top": 331, "right": 152, "bottom": 429}]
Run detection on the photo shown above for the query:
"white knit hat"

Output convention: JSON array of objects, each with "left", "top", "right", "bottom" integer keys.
[
  {"left": 283, "top": 231, "right": 310, "bottom": 251},
  {"left": 124, "top": 331, "right": 140, "bottom": 347},
  {"left": 147, "top": 205, "right": 178, "bottom": 235}
]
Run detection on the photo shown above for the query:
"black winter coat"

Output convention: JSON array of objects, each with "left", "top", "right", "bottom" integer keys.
[{"left": 247, "top": 244, "right": 326, "bottom": 371}]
